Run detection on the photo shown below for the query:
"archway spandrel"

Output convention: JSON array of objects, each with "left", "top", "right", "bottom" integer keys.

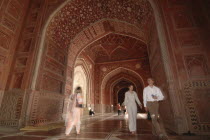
[{"left": 95, "top": 60, "right": 150, "bottom": 82}]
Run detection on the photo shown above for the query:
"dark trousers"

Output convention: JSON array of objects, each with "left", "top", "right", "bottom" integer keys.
[
  {"left": 147, "top": 101, "right": 166, "bottom": 136},
  {"left": 118, "top": 110, "right": 121, "bottom": 115}
]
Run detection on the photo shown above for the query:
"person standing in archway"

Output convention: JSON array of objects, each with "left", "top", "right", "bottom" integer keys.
[
  {"left": 143, "top": 78, "right": 166, "bottom": 138},
  {"left": 117, "top": 103, "right": 121, "bottom": 116},
  {"left": 124, "top": 85, "right": 142, "bottom": 135},
  {"left": 65, "top": 87, "right": 83, "bottom": 136}
]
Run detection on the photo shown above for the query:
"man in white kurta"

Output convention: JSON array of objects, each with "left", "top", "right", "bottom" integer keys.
[
  {"left": 143, "top": 78, "right": 165, "bottom": 137},
  {"left": 124, "top": 85, "right": 142, "bottom": 134}
]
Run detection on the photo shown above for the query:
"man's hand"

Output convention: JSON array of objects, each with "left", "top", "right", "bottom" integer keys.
[
  {"left": 152, "top": 95, "right": 158, "bottom": 100},
  {"left": 145, "top": 107, "right": 148, "bottom": 112}
]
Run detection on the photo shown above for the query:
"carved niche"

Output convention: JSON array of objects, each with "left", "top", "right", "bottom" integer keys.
[
  {"left": 12, "top": 73, "right": 24, "bottom": 89},
  {"left": 184, "top": 55, "right": 209, "bottom": 78},
  {"left": 0, "top": 31, "right": 11, "bottom": 50},
  {"left": 0, "top": 54, "right": 6, "bottom": 66}
]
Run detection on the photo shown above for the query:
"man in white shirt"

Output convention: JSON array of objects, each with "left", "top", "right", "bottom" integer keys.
[{"left": 143, "top": 78, "right": 166, "bottom": 138}]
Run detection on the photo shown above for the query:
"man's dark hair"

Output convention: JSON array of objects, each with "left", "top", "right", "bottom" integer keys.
[
  {"left": 128, "top": 84, "right": 133, "bottom": 87},
  {"left": 147, "top": 78, "right": 155, "bottom": 81}
]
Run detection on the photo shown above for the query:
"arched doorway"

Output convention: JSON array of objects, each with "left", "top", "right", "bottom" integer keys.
[
  {"left": 100, "top": 67, "right": 145, "bottom": 113},
  {"left": 73, "top": 65, "right": 88, "bottom": 106},
  {"left": 74, "top": 57, "right": 93, "bottom": 108},
  {"left": 112, "top": 79, "right": 135, "bottom": 112},
  {"left": 0, "top": 0, "right": 209, "bottom": 136},
  {"left": 112, "top": 79, "right": 144, "bottom": 113},
  {"left": 113, "top": 80, "right": 134, "bottom": 105},
  {"left": 117, "top": 87, "right": 129, "bottom": 105},
  {"left": 25, "top": 0, "right": 183, "bottom": 134}
]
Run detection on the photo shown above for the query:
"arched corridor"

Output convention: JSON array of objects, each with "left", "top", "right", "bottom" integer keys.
[
  {"left": 0, "top": 0, "right": 210, "bottom": 140},
  {"left": 73, "top": 65, "right": 88, "bottom": 106}
]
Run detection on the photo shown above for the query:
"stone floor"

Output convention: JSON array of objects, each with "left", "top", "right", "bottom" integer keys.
[{"left": 0, "top": 113, "right": 209, "bottom": 140}]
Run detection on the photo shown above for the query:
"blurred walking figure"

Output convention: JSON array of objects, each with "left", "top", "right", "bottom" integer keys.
[
  {"left": 124, "top": 85, "right": 142, "bottom": 135},
  {"left": 117, "top": 103, "right": 121, "bottom": 116},
  {"left": 122, "top": 105, "right": 126, "bottom": 115},
  {"left": 65, "top": 87, "right": 83, "bottom": 136},
  {"left": 89, "top": 108, "right": 95, "bottom": 116}
]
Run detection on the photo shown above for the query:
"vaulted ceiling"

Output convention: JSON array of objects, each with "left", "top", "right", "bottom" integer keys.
[
  {"left": 47, "top": 0, "right": 153, "bottom": 48},
  {"left": 83, "top": 33, "right": 148, "bottom": 63}
]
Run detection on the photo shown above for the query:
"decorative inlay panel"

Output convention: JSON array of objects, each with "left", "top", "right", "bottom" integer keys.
[
  {"left": 29, "top": 91, "right": 64, "bottom": 125},
  {"left": 183, "top": 80, "right": 210, "bottom": 134},
  {"left": 0, "top": 90, "right": 24, "bottom": 127}
]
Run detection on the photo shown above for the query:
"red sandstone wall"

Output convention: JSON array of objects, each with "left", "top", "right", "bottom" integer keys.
[
  {"left": 158, "top": 0, "right": 210, "bottom": 134},
  {"left": 7, "top": 0, "right": 66, "bottom": 91},
  {"left": 148, "top": 24, "right": 176, "bottom": 130},
  {"left": 0, "top": 0, "right": 66, "bottom": 127},
  {"left": 0, "top": 0, "right": 209, "bottom": 133},
  {"left": 29, "top": 37, "right": 67, "bottom": 125},
  {"left": 0, "top": 0, "right": 30, "bottom": 127},
  {"left": 160, "top": 0, "right": 210, "bottom": 82},
  {"left": 24, "top": 0, "right": 67, "bottom": 125},
  {"left": 0, "top": 0, "right": 29, "bottom": 93}
]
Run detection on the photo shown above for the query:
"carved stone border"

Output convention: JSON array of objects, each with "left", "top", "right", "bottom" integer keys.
[
  {"left": 29, "top": 91, "right": 65, "bottom": 126},
  {"left": 183, "top": 80, "right": 210, "bottom": 134}
]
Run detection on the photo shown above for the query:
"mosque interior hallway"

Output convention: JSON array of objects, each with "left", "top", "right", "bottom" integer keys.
[
  {"left": 0, "top": 0, "right": 210, "bottom": 139},
  {"left": 0, "top": 114, "right": 209, "bottom": 140}
]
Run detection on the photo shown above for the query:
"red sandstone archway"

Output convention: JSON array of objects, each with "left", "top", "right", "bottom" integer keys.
[
  {"left": 112, "top": 79, "right": 136, "bottom": 106},
  {"left": 0, "top": 0, "right": 208, "bottom": 135},
  {"left": 25, "top": 0, "right": 180, "bottom": 133},
  {"left": 97, "top": 67, "right": 144, "bottom": 113},
  {"left": 110, "top": 78, "right": 143, "bottom": 105},
  {"left": 73, "top": 65, "right": 88, "bottom": 106},
  {"left": 74, "top": 58, "right": 92, "bottom": 106}
]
